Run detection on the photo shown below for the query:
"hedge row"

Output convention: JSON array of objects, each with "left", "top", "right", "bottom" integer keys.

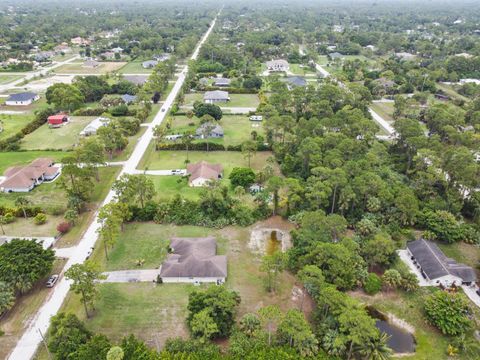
[
  {"left": 156, "top": 142, "right": 271, "bottom": 151},
  {"left": 73, "top": 106, "right": 138, "bottom": 117},
  {"left": 0, "top": 205, "right": 44, "bottom": 218}
]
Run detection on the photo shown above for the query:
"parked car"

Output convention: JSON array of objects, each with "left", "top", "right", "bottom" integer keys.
[
  {"left": 171, "top": 169, "right": 182, "bottom": 175},
  {"left": 86, "top": 247, "right": 94, "bottom": 260},
  {"left": 161, "top": 108, "right": 166, "bottom": 112},
  {"left": 476, "top": 289, "right": 480, "bottom": 297},
  {"left": 46, "top": 274, "right": 59, "bottom": 288}
]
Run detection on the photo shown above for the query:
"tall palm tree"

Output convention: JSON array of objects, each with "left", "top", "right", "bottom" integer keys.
[{"left": 356, "top": 332, "right": 393, "bottom": 360}]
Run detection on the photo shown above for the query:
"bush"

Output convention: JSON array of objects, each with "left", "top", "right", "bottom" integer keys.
[
  {"left": 419, "top": 210, "right": 463, "bottom": 243},
  {"left": 229, "top": 167, "right": 256, "bottom": 189},
  {"left": 34, "top": 213, "right": 47, "bottom": 225},
  {"left": 57, "top": 222, "right": 71, "bottom": 234},
  {"left": 364, "top": 273, "right": 382, "bottom": 295}
]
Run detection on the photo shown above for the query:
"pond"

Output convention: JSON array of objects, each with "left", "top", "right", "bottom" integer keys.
[
  {"left": 265, "top": 230, "right": 280, "bottom": 255},
  {"left": 368, "top": 306, "right": 416, "bottom": 354}
]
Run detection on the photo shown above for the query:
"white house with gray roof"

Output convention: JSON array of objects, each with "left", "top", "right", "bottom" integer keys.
[
  {"left": 6, "top": 92, "right": 39, "bottom": 106},
  {"left": 266, "top": 59, "right": 289, "bottom": 72},
  {"left": 203, "top": 90, "right": 230, "bottom": 103}
]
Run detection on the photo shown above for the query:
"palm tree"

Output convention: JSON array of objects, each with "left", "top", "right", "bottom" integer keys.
[
  {"left": 356, "top": 332, "right": 393, "bottom": 360},
  {"left": 15, "top": 196, "right": 30, "bottom": 219},
  {"left": 239, "top": 313, "right": 260, "bottom": 337},
  {"left": 0, "top": 215, "right": 6, "bottom": 235}
]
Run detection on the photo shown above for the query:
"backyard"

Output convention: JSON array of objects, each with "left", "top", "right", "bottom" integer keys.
[
  {"left": 0, "top": 150, "right": 66, "bottom": 173},
  {"left": 20, "top": 116, "right": 96, "bottom": 150},
  {"left": 149, "top": 175, "right": 203, "bottom": 201},
  {"left": 183, "top": 93, "right": 260, "bottom": 108},
  {"left": 118, "top": 61, "right": 153, "bottom": 74},
  {"left": 0, "top": 114, "right": 34, "bottom": 140}
]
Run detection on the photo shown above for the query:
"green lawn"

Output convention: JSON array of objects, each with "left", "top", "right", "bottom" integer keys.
[
  {"left": 167, "top": 114, "right": 264, "bottom": 146},
  {"left": 0, "top": 74, "right": 23, "bottom": 84},
  {"left": 0, "top": 114, "right": 33, "bottom": 140},
  {"left": 289, "top": 63, "right": 316, "bottom": 76},
  {"left": 184, "top": 93, "right": 260, "bottom": 108},
  {"left": 21, "top": 116, "right": 96, "bottom": 150},
  {"left": 370, "top": 102, "right": 394, "bottom": 122},
  {"left": 0, "top": 150, "right": 66, "bottom": 173},
  {"left": 140, "top": 147, "right": 273, "bottom": 175},
  {"left": 149, "top": 175, "right": 203, "bottom": 201},
  {"left": 54, "top": 62, "right": 127, "bottom": 74},
  {"left": 117, "top": 61, "right": 153, "bottom": 74}
]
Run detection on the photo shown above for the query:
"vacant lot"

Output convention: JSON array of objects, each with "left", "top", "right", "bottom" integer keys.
[
  {"left": 21, "top": 116, "right": 95, "bottom": 150},
  {"left": 54, "top": 62, "right": 127, "bottom": 74},
  {"left": 184, "top": 93, "right": 260, "bottom": 108},
  {"left": 370, "top": 102, "right": 394, "bottom": 122},
  {"left": 118, "top": 61, "right": 153, "bottom": 74},
  {"left": 0, "top": 150, "right": 66, "bottom": 173},
  {"left": 167, "top": 115, "right": 264, "bottom": 146},
  {"left": 149, "top": 175, "right": 202, "bottom": 201},
  {"left": 0, "top": 75, "right": 22, "bottom": 84},
  {"left": 140, "top": 148, "right": 273, "bottom": 175},
  {"left": 0, "top": 114, "right": 33, "bottom": 140}
]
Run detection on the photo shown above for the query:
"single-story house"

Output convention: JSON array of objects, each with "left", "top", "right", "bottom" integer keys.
[
  {"left": 112, "top": 47, "right": 124, "bottom": 53},
  {"left": 203, "top": 90, "right": 230, "bottom": 104},
  {"left": 405, "top": 238, "right": 477, "bottom": 287},
  {"left": 214, "top": 77, "right": 231, "bottom": 87},
  {"left": 286, "top": 76, "right": 307, "bottom": 88},
  {"left": 80, "top": 117, "right": 110, "bottom": 136},
  {"left": 0, "top": 158, "right": 60, "bottom": 193},
  {"left": 266, "top": 59, "right": 289, "bottom": 72},
  {"left": 159, "top": 237, "right": 227, "bottom": 284},
  {"left": 48, "top": 114, "right": 69, "bottom": 127},
  {"left": 328, "top": 52, "right": 344, "bottom": 60},
  {"left": 71, "top": 37, "right": 90, "bottom": 46},
  {"left": 395, "top": 52, "right": 416, "bottom": 61},
  {"left": 5, "top": 92, "right": 39, "bottom": 106},
  {"left": 123, "top": 75, "right": 148, "bottom": 85},
  {"left": 153, "top": 54, "right": 171, "bottom": 62},
  {"left": 165, "top": 134, "right": 183, "bottom": 141},
  {"left": 121, "top": 94, "right": 137, "bottom": 104},
  {"left": 186, "top": 161, "right": 223, "bottom": 187},
  {"left": 83, "top": 60, "right": 100, "bottom": 68},
  {"left": 142, "top": 60, "right": 158, "bottom": 69},
  {"left": 195, "top": 122, "right": 224, "bottom": 139},
  {"left": 249, "top": 115, "right": 263, "bottom": 121}
]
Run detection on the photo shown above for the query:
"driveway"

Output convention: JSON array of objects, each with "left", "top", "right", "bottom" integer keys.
[{"left": 100, "top": 269, "right": 160, "bottom": 283}]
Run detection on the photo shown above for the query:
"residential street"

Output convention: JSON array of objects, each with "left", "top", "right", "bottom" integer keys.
[{"left": 6, "top": 14, "right": 219, "bottom": 360}]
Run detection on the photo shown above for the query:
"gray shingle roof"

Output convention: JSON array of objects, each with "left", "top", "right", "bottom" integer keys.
[
  {"left": 214, "top": 77, "right": 231, "bottom": 86},
  {"left": 121, "top": 94, "right": 137, "bottom": 104},
  {"left": 407, "top": 239, "right": 477, "bottom": 282},
  {"left": 204, "top": 90, "right": 229, "bottom": 101},
  {"left": 7, "top": 92, "right": 37, "bottom": 102},
  {"left": 286, "top": 76, "right": 307, "bottom": 87}
]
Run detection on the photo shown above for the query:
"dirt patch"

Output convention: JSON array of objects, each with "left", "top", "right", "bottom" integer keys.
[{"left": 248, "top": 218, "right": 293, "bottom": 255}]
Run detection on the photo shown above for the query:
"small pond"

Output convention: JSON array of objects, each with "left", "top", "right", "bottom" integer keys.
[
  {"left": 368, "top": 306, "right": 416, "bottom": 354},
  {"left": 266, "top": 230, "right": 280, "bottom": 255}
]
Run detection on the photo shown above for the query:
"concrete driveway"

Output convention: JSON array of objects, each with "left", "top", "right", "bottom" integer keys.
[{"left": 100, "top": 269, "right": 160, "bottom": 283}]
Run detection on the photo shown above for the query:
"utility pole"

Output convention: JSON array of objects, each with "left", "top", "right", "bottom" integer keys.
[{"left": 38, "top": 328, "right": 52, "bottom": 360}]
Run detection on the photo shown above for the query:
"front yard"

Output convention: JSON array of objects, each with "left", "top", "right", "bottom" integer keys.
[
  {"left": 183, "top": 93, "right": 260, "bottom": 108},
  {"left": 149, "top": 175, "right": 203, "bottom": 201}
]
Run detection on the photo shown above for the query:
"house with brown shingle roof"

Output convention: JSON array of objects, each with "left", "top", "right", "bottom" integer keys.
[
  {"left": 186, "top": 161, "right": 223, "bottom": 187},
  {"left": 0, "top": 158, "right": 60, "bottom": 193},
  {"left": 159, "top": 237, "right": 227, "bottom": 284}
]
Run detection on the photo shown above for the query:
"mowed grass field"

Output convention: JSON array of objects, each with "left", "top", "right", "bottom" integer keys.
[
  {"left": 0, "top": 74, "right": 23, "bottom": 84},
  {"left": 149, "top": 175, "right": 203, "bottom": 202},
  {"left": 0, "top": 114, "right": 33, "bottom": 140},
  {"left": 140, "top": 147, "right": 273, "bottom": 175},
  {"left": 21, "top": 116, "right": 95, "bottom": 150},
  {"left": 184, "top": 93, "right": 260, "bottom": 108},
  {"left": 166, "top": 115, "right": 264, "bottom": 146},
  {"left": 118, "top": 60, "right": 153, "bottom": 74},
  {"left": 0, "top": 150, "right": 66, "bottom": 173},
  {"left": 54, "top": 62, "right": 127, "bottom": 74},
  {"left": 53, "top": 221, "right": 300, "bottom": 350},
  {"left": 370, "top": 102, "right": 395, "bottom": 122}
]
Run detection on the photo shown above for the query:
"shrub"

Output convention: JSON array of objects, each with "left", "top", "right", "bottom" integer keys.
[
  {"left": 4, "top": 212, "right": 15, "bottom": 224},
  {"left": 229, "top": 167, "right": 256, "bottom": 189},
  {"left": 34, "top": 213, "right": 47, "bottom": 225},
  {"left": 364, "top": 273, "right": 382, "bottom": 295},
  {"left": 57, "top": 222, "right": 71, "bottom": 234}
]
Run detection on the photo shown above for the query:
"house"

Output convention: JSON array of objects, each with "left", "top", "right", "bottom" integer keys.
[
  {"left": 5, "top": 92, "right": 39, "bottom": 106},
  {"left": 111, "top": 47, "right": 124, "bottom": 53},
  {"left": 0, "top": 158, "right": 60, "bottom": 193},
  {"left": 71, "top": 37, "right": 90, "bottom": 46},
  {"left": 405, "top": 239, "right": 477, "bottom": 287},
  {"left": 460, "top": 79, "right": 480, "bottom": 85},
  {"left": 266, "top": 59, "right": 289, "bottom": 72},
  {"left": 365, "top": 45, "right": 376, "bottom": 51},
  {"left": 373, "top": 77, "right": 397, "bottom": 90},
  {"left": 195, "top": 122, "right": 224, "bottom": 139},
  {"left": 329, "top": 52, "right": 344, "bottom": 60},
  {"left": 153, "top": 53, "right": 171, "bottom": 62},
  {"left": 159, "top": 237, "right": 227, "bottom": 284},
  {"left": 186, "top": 161, "right": 223, "bottom": 187},
  {"left": 121, "top": 94, "right": 137, "bottom": 104},
  {"left": 395, "top": 52, "right": 416, "bottom": 61},
  {"left": 47, "top": 114, "right": 69, "bottom": 127},
  {"left": 34, "top": 52, "right": 53, "bottom": 62},
  {"left": 99, "top": 51, "right": 115, "bottom": 60},
  {"left": 203, "top": 90, "right": 230, "bottom": 104},
  {"left": 83, "top": 60, "right": 100, "bottom": 68},
  {"left": 54, "top": 43, "right": 72, "bottom": 54},
  {"left": 165, "top": 134, "right": 183, "bottom": 141},
  {"left": 249, "top": 115, "right": 263, "bottom": 121},
  {"left": 80, "top": 117, "right": 110, "bottom": 136},
  {"left": 123, "top": 75, "right": 148, "bottom": 85},
  {"left": 286, "top": 76, "right": 307, "bottom": 88},
  {"left": 214, "top": 77, "right": 231, "bottom": 87},
  {"left": 142, "top": 60, "right": 158, "bottom": 69}
]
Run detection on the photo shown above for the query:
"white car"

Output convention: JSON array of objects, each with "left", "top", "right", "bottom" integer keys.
[
  {"left": 46, "top": 275, "right": 59, "bottom": 288},
  {"left": 171, "top": 169, "right": 183, "bottom": 175}
]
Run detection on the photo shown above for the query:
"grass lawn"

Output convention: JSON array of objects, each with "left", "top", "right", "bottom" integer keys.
[
  {"left": 117, "top": 61, "right": 153, "bottom": 74},
  {"left": 149, "top": 175, "right": 203, "bottom": 202},
  {"left": 184, "top": 93, "right": 259, "bottom": 108},
  {"left": 0, "top": 150, "right": 66, "bottom": 173},
  {"left": 0, "top": 113, "right": 33, "bottom": 140},
  {"left": 21, "top": 116, "right": 96, "bottom": 150},
  {"left": 438, "top": 241, "right": 480, "bottom": 277},
  {"left": 54, "top": 62, "right": 127, "bottom": 74},
  {"left": 289, "top": 63, "right": 316, "bottom": 76},
  {"left": 436, "top": 83, "right": 470, "bottom": 103},
  {"left": 370, "top": 102, "right": 394, "bottom": 122},
  {"left": 139, "top": 147, "right": 273, "bottom": 175},
  {"left": 0, "top": 215, "right": 63, "bottom": 237},
  {"left": 0, "top": 259, "right": 66, "bottom": 360},
  {"left": 167, "top": 114, "right": 264, "bottom": 146},
  {"left": 0, "top": 75, "right": 23, "bottom": 84},
  {"left": 350, "top": 287, "right": 479, "bottom": 360}
]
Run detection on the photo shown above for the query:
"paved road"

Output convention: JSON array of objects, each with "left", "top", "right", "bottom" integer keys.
[
  {"left": 7, "top": 13, "right": 219, "bottom": 360},
  {"left": 0, "top": 55, "right": 80, "bottom": 93},
  {"left": 100, "top": 269, "right": 160, "bottom": 283}
]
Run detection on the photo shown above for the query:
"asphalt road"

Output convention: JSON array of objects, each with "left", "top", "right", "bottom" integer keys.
[{"left": 7, "top": 13, "right": 219, "bottom": 360}]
